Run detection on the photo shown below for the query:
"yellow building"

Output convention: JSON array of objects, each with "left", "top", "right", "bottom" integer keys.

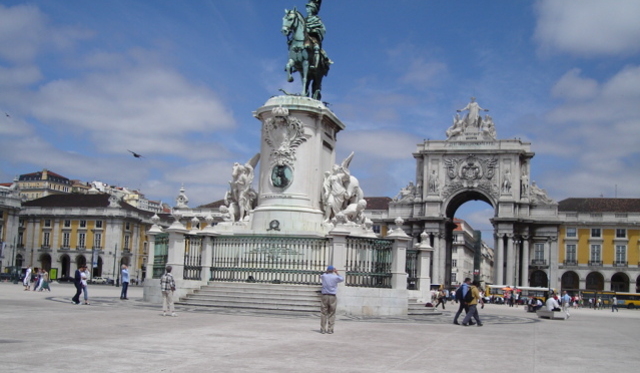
[
  {"left": 17, "top": 169, "right": 72, "bottom": 201},
  {"left": 558, "top": 198, "right": 640, "bottom": 292},
  {"left": 18, "top": 193, "right": 169, "bottom": 282}
]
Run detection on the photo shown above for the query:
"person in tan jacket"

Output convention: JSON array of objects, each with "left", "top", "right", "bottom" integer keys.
[{"left": 461, "top": 280, "right": 483, "bottom": 327}]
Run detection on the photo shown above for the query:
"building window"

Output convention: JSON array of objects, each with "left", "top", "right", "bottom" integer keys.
[
  {"left": 125, "top": 222, "right": 131, "bottom": 231},
  {"left": 94, "top": 233, "right": 102, "bottom": 249},
  {"left": 452, "top": 259, "right": 457, "bottom": 268},
  {"left": 615, "top": 245, "right": 626, "bottom": 263},
  {"left": 372, "top": 225, "right": 381, "bottom": 234},
  {"left": 566, "top": 227, "right": 577, "bottom": 238},
  {"left": 64, "top": 220, "right": 71, "bottom": 228},
  {"left": 80, "top": 220, "right": 87, "bottom": 228},
  {"left": 96, "top": 220, "right": 103, "bottom": 229},
  {"left": 18, "top": 232, "right": 24, "bottom": 246},
  {"left": 44, "top": 219, "right": 51, "bottom": 227},
  {"left": 78, "top": 233, "right": 86, "bottom": 248},
  {"left": 451, "top": 272, "right": 457, "bottom": 284},
  {"left": 63, "top": 232, "right": 70, "bottom": 248},
  {"left": 534, "top": 243, "right": 545, "bottom": 261},
  {"left": 590, "top": 244, "right": 601, "bottom": 262},
  {"left": 591, "top": 228, "right": 601, "bottom": 238},
  {"left": 124, "top": 235, "right": 130, "bottom": 250},
  {"left": 615, "top": 229, "right": 626, "bottom": 239},
  {"left": 43, "top": 232, "right": 50, "bottom": 247},
  {"left": 566, "top": 244, "right": 576, "bottom": 262}
]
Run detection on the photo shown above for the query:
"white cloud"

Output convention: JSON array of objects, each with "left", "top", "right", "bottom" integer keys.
[
  {"left": 539, "top": 65, "right": 640, "bottom": 199},
  {"left": 551, "top": 69, "right": 598, "bottom": 101},
  {"left": 30, "top": 66, "right": 236, "bottom": 158},
  {"left": 0, "top": 65, "right": 42, "bottom": 87},
  {"left": 534, "top": 0, "right": 640, "bottom": 56},
  {"left": 399, "top": 58, "right": 447, "bottom": 88},
  {"left": 339, "top": 130, "right": 419, "bottom": 160},
  {"left": 0, "top": 4, "right": 91, "bottom": 63}
]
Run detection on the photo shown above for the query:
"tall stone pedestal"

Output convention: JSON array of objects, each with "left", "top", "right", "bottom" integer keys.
[{"left": 251, "top": 95, "right": 345, "bottom": 235}]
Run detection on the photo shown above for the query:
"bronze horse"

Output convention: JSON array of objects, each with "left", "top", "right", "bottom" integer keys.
[{"left": 281, "top": 8, "right": 330, "bottom": 100}]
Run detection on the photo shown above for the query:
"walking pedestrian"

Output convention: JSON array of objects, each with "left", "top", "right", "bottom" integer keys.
[
  {"left": 81, "top": 268, "right": 90, "bottom": 305},
  {"left": 319, "top": 265, "right": 344, "bottom": 334},
  {"left": 71, "top": 265, "right": 85, "bottom": 305},
  {"left": 453, "top": 278, "right": 475, "bottom": 325},
  {"left": 461, "top": 280, "right": 483, "bottom": 327},
  {"left": 120, "top": 264, "right": 130, "bottom": 300},
  {"left": 160, "top": 266, "right": 177, "bottom": 317},
  {"left": 38, "top": 269, "right": 51, "bottom": 292},
  {"left": 434, "top": 289, "right": 447, "bottom": 310},
  {"left": 561, "top": 291, "right": 571, "bottom": 319},
  {"left": 611, "top": 296, "right": 619, "bottom": 312}
]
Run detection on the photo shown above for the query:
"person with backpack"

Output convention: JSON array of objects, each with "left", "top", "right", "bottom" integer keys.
[
  {"left": 461, "top": 280, "right": 483, "bottom": 327},
  {"left": 453, "top": 278, "right": 475, "bottom": 325}
]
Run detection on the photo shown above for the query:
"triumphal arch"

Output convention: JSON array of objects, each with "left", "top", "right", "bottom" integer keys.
[{"left": 390, "top": 98, "right": 561, "bottom": 289}]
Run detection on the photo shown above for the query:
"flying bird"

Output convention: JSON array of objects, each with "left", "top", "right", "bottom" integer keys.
[
  {"left": 128, "top": 150, "right": 143, "bottom": 158},
  {"left": 5, "top": 112, "right": 9, "bottom": 118}
]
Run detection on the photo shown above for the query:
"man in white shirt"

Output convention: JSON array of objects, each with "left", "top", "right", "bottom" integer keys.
[{"left": 546, "top": 295, "right": 561, "bottom": 312}]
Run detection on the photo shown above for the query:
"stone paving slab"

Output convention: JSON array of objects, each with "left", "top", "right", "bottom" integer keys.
[{"left": 1, "top": 282, "right": 639, "bottom": 373}]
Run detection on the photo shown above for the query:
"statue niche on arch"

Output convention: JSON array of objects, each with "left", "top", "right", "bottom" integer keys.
[{"left": 281, "top": 0, "right": 332, "bottom": 100}]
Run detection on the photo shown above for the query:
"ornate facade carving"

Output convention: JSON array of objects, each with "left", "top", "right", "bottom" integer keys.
[{"left": 263, "top": 106, "right": 309, "bottom": 168}]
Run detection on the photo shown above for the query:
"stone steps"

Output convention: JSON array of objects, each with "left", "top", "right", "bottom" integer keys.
[{"left": 176, "top": 282, "right": 322, "bottom": 313}]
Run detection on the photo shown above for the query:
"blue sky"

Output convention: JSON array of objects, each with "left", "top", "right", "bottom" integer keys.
[{"left": 1, "top": 0, "right": 639, "bottom": 234}]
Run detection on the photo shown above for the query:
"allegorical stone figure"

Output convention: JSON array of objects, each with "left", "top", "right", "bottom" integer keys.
[{"left": 457, "top": 97, "right": 489, "bottom": 127}]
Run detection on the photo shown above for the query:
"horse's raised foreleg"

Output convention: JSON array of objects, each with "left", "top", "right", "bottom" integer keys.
[
  {"left": 301, "top": 59, "right": 309, "bottom": 97},
  {"left": 285, "top": 59, "right": 294, "bottom": 83}
]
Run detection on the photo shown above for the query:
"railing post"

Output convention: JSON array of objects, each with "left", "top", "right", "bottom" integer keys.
[
  {"left": 328, "top": 226, "right": 349, "bottom": 272},
  {"left": 388, "top": 218, "right": 410, "bottom": 290},
  {"left": 200, "top": 215, "right": 219, "bottom": 282},
  {"left": 145, "top": 214, "right": 163, "bottom": 281},
  {"left": 200, "top": 234, "right": 216, "bottom": 282},
  {"left": 417, "top": 231, "right": 433, "bottom": 299},
  {"left": 166, "top": 212, "right": 188, "bottom": 281}
]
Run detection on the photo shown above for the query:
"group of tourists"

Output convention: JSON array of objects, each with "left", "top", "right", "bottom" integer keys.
[{"left": 22, "top": 266, "right": 51, "bottom": 292}]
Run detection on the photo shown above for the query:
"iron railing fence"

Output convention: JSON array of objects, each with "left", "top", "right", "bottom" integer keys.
[
  {"left": 152, "top": 233, "right": 169, "bottom": 279},
  {"left": 345, "top": 237, "right": 393, "bottom": 288},
  {"left": 184, "top": 235, "right": 203, "bottom": 280},
  {"left": 405, "top": 249, "right": 418, "bottom": 290},
  {"left": 210, "top": 235, "right": 330, "bottom": 285}
]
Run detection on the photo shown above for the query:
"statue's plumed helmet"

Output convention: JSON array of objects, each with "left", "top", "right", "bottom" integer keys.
[{"left": 306, "top": 0, "right": 321, "bottom": 12}]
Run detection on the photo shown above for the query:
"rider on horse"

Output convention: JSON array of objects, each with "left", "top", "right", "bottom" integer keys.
[{"left": 305, "top": 0, "right": 332, "bottom": 68}]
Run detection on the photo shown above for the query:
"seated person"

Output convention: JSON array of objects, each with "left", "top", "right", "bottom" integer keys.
[
  {"left": 535, "top": 298, "right": 544, "bottom": 311},
  {"left": 546, "top": 295, "right": 561, "bottom": 312}
]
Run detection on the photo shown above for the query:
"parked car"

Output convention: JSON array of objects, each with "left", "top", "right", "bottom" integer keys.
[{"left": 91, "top": 277, "right": 107, "bottom": 284}]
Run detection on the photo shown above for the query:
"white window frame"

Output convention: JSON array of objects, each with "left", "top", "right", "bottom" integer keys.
[
  {"left": 78, "top": 233, "right": 86, "bottom": 248},
  {"left": 615, "top": 245, "right": 626, "bottom": 263},
  {"left": 590, "top": 244, "right": 601, "bottom": 262},
  {"left": 566, "top": 244, "right": 577, "bottom": 262}
]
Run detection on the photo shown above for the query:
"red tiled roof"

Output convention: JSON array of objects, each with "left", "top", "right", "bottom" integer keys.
[
  {"left": 198, "top": 199, "right": 226, "bottom": 209},
  {"left": 364, "top": 197, "right": 392, "bottom": 210},
  {"left": 558, "top": 198, "right": 640, "bottom": 213}
]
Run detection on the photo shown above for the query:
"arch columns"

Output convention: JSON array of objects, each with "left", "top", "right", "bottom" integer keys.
[
  {"left": 495, "top": 233, "right": 505, "bottom": 285},
  {"left": 506, "top": 234, "right": 515, "bottom": 286},
  {"left": 521, "top": 236, "right": 530, "bottom": 287}
]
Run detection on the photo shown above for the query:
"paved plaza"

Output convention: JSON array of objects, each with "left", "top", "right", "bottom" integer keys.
[{"left": 1, "top": 282, "right": 639, "bottom": 373}]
